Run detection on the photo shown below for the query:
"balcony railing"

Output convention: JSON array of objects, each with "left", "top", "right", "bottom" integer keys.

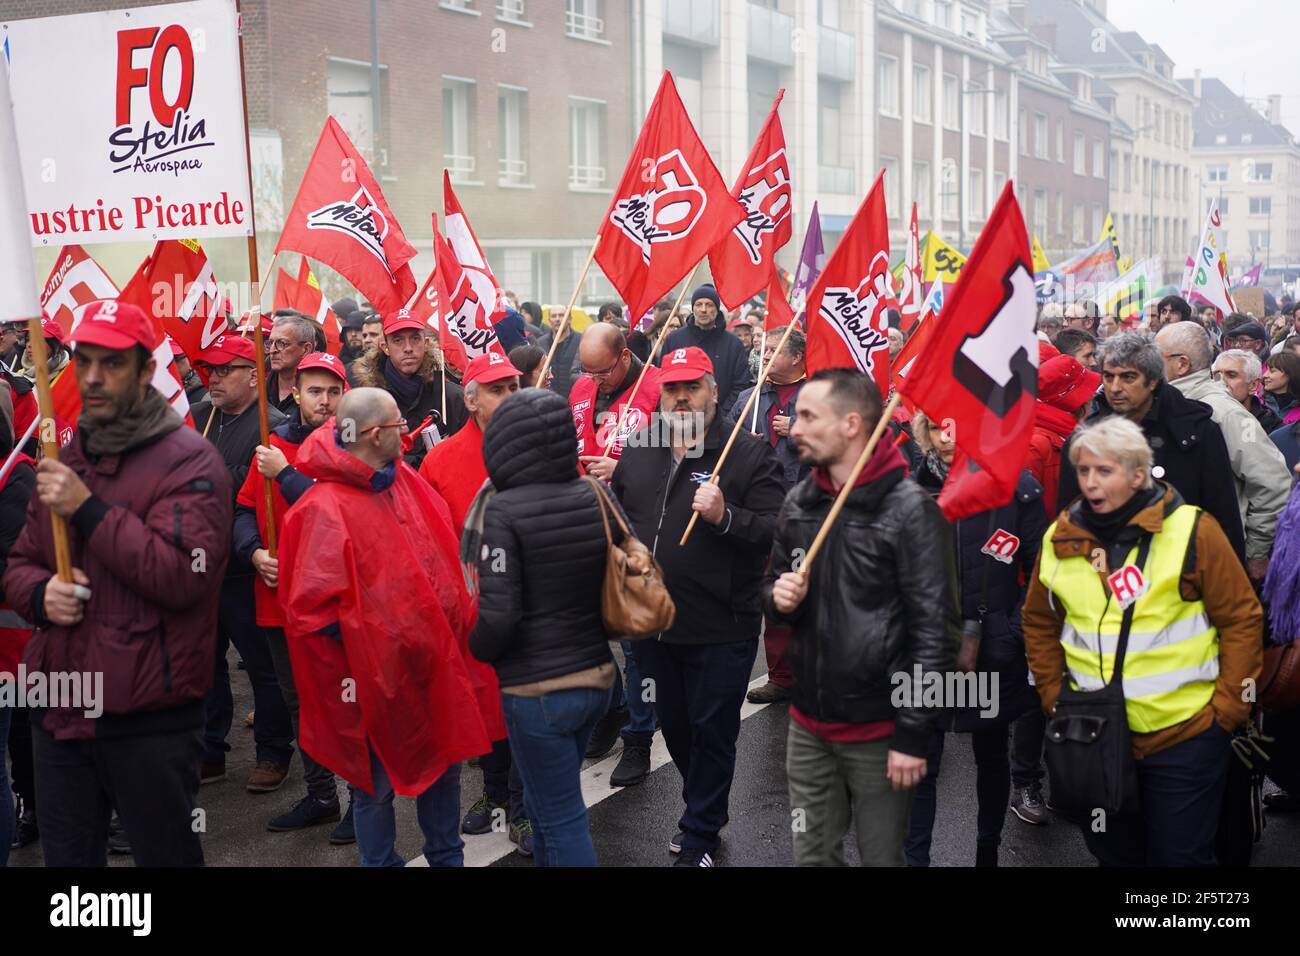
[
  {"left": 748, "top": 3, "right": 794, "bottom": 66},
  {"left": 569, "top": 163, "right": 607, "bottom": 188},
  {"left": 498, "top": 157, "right": 528, "bottom": 185},
  {"left": 445, "top": 153, "right": 477, "bottom": 181},
  {"left": 565, "top": 8, "right": 604, "bottom": 40},
  {"left": 662, "top": 0, "right": 720, "bottom": 47}
]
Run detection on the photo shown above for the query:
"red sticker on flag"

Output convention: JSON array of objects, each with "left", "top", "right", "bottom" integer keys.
[
  {"left": 1107, "top": 565, "right": 1147, "bottom": 610},
  {"left": 980, "top": 529, "right": 1020, "bottom": 564}
]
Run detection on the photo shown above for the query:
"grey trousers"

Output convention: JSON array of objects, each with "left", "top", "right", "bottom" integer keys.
[{"left": 786, "top": 719, "right": 914, "bottom": 867}]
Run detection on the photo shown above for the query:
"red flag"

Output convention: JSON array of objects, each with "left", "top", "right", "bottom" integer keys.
[
  {"left": 594, "top": 73, "right": 744, "bottom": 321},
  {"left": 430, "top": 214, "right": 504, "bottom": 365},
  {"left": 898, "top": 203, "right": 924, "bottom": 332},
  {"left": 405, "top": 216, "right": 471, "bottom": 373},
  {"left": 444, "top": 172, "right": 506, "bottom": 328},
  {"left": 708, "top": 91, "right": 792, "bottom": 310},
  {"left": 899, "top": 181, "right": 1038, "bottom": 520},
  {"left": 119, "top": 239, "right": 232, "bottom": 362},
  {"left": 763, "top": 263, "right": 795, "bottom": 332},
  {"left": 804, "top": 172, "right": 897, "bottom": 396},
  {"left": 275, "top": 258, "right": 342, "bottom": 355},
  {"left": 40, "top": 245, "right": 120, "bottom": 338},
  {"left": 275, "top": 116, "right": 417, "bottom": 313}
]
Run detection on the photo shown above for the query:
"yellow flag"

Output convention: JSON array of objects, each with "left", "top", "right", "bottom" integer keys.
[
  {"left": 1100, "top": 213, "right": 1124, "bottom": 267},
  {"left": 921, "top": 231, "right": 966, "bottom": 284},
  {"left": 1031, "top": 235, "right": 1051, "bottom": 273}
]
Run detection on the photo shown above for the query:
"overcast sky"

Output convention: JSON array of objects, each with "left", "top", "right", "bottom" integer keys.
[{"left": 1106, "top": 0, "right": 1300, "bottom": 136}]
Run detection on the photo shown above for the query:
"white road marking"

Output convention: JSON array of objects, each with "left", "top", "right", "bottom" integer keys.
[{"left": 407, "top": 672, "right": 776, "bottom": 867}]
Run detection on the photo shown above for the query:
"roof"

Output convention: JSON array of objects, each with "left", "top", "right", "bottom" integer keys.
[{"left": 1179, "top": 76, "right": 1298, "bottom": 149}]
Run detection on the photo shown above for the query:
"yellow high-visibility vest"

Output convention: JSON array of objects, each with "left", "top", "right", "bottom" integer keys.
[{"left": 1038, "top": 504, "right": 1218, "bottom": 733}]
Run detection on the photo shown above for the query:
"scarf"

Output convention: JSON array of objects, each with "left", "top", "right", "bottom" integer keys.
[
  {"left": 382, "top": 355, "right": 423, "bottom": 408},
  {"left": 923, "top": 449, "right": 950, "bottom": 484},
  {"left": 1263, "top": 485, "right": 1300, "bottom": 644},
  {"left": 812, "top": 438, "right": 908, "bottom": 494},
  {"left": 459, "top": 479, "right": 498, "bottom": 598},
  {"left": 78, "top": 387, "right": 181, "bottom": 457},
  {"left": 1034, "top": 401, "right": 1081, "bottom": 441},
  {"left": 1075, "top": 483, "right": 1163, "bottom": 548}
]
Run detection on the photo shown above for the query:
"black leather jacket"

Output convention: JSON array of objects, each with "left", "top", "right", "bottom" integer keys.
[{"left": 762, "top": 464, "right": 959, "bottom": 756}]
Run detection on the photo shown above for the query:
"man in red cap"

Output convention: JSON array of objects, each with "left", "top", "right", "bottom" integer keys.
[
  {"left": 349, "top": 308, "right": 466, "bottom": 471},
  {"left": 277, "top": 386, "right": 490, "bottom": 866},
  {"left": 610, "top": 345, "right": 785, "bottom": 866},
  {"left": 2, "top": 298, "right": 232, "bottom": 866},
  {"left": 19, "top": 315, "right": 70, "bottom": 387},
  {"left": 191, "top": 333, "right": 294, "bottom": 794},
  {"left": 231, "top": 350, "right": 356, "bottom": 842},
  {"left": 418, "top": 350, "right": 531, "bottom": 849}
]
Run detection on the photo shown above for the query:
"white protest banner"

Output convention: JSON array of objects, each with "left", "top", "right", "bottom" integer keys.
[
  {"left": 0, "top": 53, "right": 41, "bottom": 321},
  {"left": 3, "top": 0, "right": 252, "bottom": 246}
]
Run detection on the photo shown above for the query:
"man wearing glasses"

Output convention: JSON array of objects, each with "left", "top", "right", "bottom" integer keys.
[
  {"left": 192, "top": 335, "right": 294, "bottom": 795},
  {"left": 267, "top": 312, "right": 319, "bottom": 416}
]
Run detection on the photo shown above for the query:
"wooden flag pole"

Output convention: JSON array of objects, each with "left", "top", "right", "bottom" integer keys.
[
  {"left": 250, "top": 310, "right": 277, "bottom": 555},
  {"left": 597, "top": 262, "right": 701, "bottom": 459},
  {"left": 27, "top": 318, "right": 72, "bottom": 582},
  {"left": 679, "top": 316, "right": 800, "bottom": 546},
  {"left": 538, "top": 232, "right": 601, "bottom": 383},
  {"left": 201, "top": 408, "right": 216, "bottom": 439},
  {"left": 796, "top": 390, "right": 902, "bottom": 580}
]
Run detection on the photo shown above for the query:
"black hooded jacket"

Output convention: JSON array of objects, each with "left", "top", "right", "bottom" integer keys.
[
  {"left": 1056, "top": 382, "right": 1246, "bottom": 562},
  {"left": 468, "top": 388, "right": 615, "bottom": 686}
]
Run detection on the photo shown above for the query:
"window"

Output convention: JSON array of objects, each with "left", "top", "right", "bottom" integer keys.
[
  {"left": 1124, "top": 154, "right": 1132, "bottom": 192},
  {"left": 941, "top": 158, "right": 959, "bottom": 219},
  {"left": 970, "top": 91, "right": 986, "bottom": 136},
  {"left": 992, "top": 169, "right": 1007, "bottom": 198},
  {"left": 1207, "top": 164, "right": 1228, "bottom": 183},
  {"left": 1215, "top": 134, "right": 1227, "bottom": 145},
  {"left": 565, "top": 0, "right": 604, "bottom": 40},
  {"left": 913, "top": 64, "right": 932, "bottom": 123},
  {"left": 568, "top": 97, "right": 606, "bottom": 188},
  {"left": 328, "top": 59, "right": 388, "bottom": 166},
  {"left": 442, "top": 76, "right": 477, "bottom": 181},
  {"left": 1247, "top": 161, "right": 1273, "bottom": 182},
  {"left": 1249, "top": 230, "right": 1270, "bottom": 250},
  {"left": 943, "top": 74, "right": 959, "bottom": 130},
  {"left": 818, "top": 0, "right": 841, "bottom": 29},
  {"left": 1092, "top": 140, "right": 1104, "bottom": 179},
  {"left": 441, "top": 0, "right": 477, "bottom": 11},
  {"left": 497, "top": 86, "right": 528, "bottom": 185},
  {"left": 961, "top": 8, "right": 983, "bottom": 42},
  {"left": 914, "top": 161, "right": 932, "bottom": 220},
  {"left": 664, "top": 43, "right": 703, "bottom": 129},
  {"left": 1250, "top": 197, "right": 1272, "bottom": 215},
  {"left": 1032, "top": 189, "right": 1047, "bottom": 238},
  {"left": 1055, "top": 191, "right": 1064, "bottom": 234},
  {"left": 1018, "top": 108, "right": 1028, "bottom": 155},
  {"left": 1241, "top": 133, "right": 1252, "bottom": 145},
  {"left": 878, "top": 55, "right": 900, "bottom": 117},
  {"left": 1091, "top": 204, "right": 1102, "bottom": 240},
  {"left": 1055, "top": 120, "right": 1064, "bottom": 162},
  {"left": 1072, "top": 132, "right": 1085, "bottom": 174},
  {"left": 1152, "top": 104, "right": 1161, "bottom": 142},
  {"left": 1033, "top": 113, "right": 1047, "bottom": 158},
  {"left": 496, "top": 0, "right": 526, "bottom": 21},
  {"left": 969, "top": 168, "right": 985, "bottom": 220},
  {"left": 1206, "top": 196, "right": 1228, "bottom": 216},
  {"left": 994, "top": 87, "right": 1008, "bottom": 140},
  {"left": 933, "top": 0, "right": 954, "bottom": 30},
  {"left": 882, "top": 155, "right": 901, "bottom": 219},
  {"left": 819, "top": 80, "right": 852, "bottom": 194},
  {"left": 1071, "top": 203, "right": 1084, "bottom": 244},
  {"left": 749, "top": 62, "right": 780, "bottom": 145}
]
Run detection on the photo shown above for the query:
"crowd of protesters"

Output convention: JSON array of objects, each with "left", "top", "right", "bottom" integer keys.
[{"left": 1, "top": 277, "right": 1299, "bottom": 870}]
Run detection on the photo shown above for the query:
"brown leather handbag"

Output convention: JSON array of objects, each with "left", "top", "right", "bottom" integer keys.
[
  {"left": 585, "top": 477, "right": 676, "bottom": 640},
  {"left": 1260, "top": 642, "right": 1300, "bottom": 713}
]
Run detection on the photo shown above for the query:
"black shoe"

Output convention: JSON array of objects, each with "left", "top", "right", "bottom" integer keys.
[
  {"left": 461, "top": 794, "right": 505, "bottom": 835},
  {"left": 11, "top": 807, "right": 38, "bottom": 849},
  {"left": 107, "top": 814, "right": 131, "bottom": 856},
  {"left": 267, "top": 795, "right": 341, "bottom": 832},
  {"left": 610, "top": 741, "right": 651, "bottom": 787},
  {"left": 328, "top": 802, "right": 356, "bottom": 845},
  {"left": 1010, "top": 785, "right": 1049, "bottom": 825},
  {"left": 508, "top": 818, "right": 535, "bottom": 858},
  {"left": 673, "top": 849, "right": 713, "bottom": 867},
  {"left": 746, "top": 682, "right": 791, "bottom": 704},
  {"left": 584, "top": 707, "right": 627, "bottom": 760}
]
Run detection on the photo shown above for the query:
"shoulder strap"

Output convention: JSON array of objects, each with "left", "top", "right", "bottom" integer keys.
[
  {"left": 1110, "top": 531, "right": 1155, "bottom": 681},
  {"left": 584, "top": 476, "right": 626, "bottom": 546}
]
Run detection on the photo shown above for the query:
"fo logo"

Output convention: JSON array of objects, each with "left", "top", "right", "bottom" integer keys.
[
  {"left": 307, "top": 187, "right": 393, "bottom": 275},
  {"left": 610, "top": 150, "right": 707, "bottom": 264},
  {"left": 110, "top": 25, "right": 213, "bottom": 174},
  {"left": 817, "top": 255, "right": 893, "bottom": 377},
  {"left": 953, "top": 263, "right": 1037, "bottom": 418},
  {"left": 733, "top": 150, "right": 791, "bottom": 264}
]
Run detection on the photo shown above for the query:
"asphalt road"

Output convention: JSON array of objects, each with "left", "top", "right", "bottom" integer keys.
[{"left": 8, "top": 645, "right": 1299, "bottom": 868}]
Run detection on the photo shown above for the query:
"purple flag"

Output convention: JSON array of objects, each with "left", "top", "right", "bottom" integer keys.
[
  {"left": 1239, "top": 263, "right": 1262, "bottom": 288},
  {"left": 789, "top": 202, "right": 825, "bottom": 315}
]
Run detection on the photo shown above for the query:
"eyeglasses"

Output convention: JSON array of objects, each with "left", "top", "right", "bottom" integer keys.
[
  {"left": 582, "top": 354, "right": 625, "bottom": 380},
  {"left": 208, "top": 364, "right": 255, "bottom": 378},
  {"left": 1225, "top": 337, "right": 1259, "bottom": 348},
  {"left": 267, "top": 338, "right": 303, "bottom": 352},
  {"left": 360, "top": 420, "right": 408, "bottom": 434}
]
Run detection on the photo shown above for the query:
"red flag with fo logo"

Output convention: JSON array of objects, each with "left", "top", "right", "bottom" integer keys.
[
  {"left": 444, "top": 172, "right": 507, "bottom": 328},
  {"left": 897, "top": 203, "right": 924, "bottom": 332}
]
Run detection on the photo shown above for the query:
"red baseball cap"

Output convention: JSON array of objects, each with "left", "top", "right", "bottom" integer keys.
[
  {"left": 197, "top": 334, "right": 258, "bottom": 367},
  {"left": 659, "top": 346, "right": 714, "bottom": 383},
  {"left": 295, "top": 350, "right": 349, "bottom": 387},
  {"left": 464, "top": 351, "right": 521, "bottom": 387},
  {"left": 40, "top": 315, "right": 67, "bottom": 345},
  {"left": 1038, "top": 355, "right": 1101, "bottom": 413},
  {"left": 72, "top": 300, "right": 156, "bottom": 351},
  {"left": 383, "top": 308, "right": 424, "bottom": 335},
  {"left": 166, "top": 334, "right": 186, "bottom": 358}
]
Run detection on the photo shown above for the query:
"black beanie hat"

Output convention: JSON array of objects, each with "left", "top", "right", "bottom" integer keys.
[{"left": 691, "top": 283, "right": 722, "bottom": 312}]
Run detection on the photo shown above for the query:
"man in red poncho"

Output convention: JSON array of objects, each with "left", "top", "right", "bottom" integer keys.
[
  {"left": 277, "top": 386, "right": 490, "bottom": 867},
  {"left": 419, "top": 351, "right": 533, "bottom": 850}
]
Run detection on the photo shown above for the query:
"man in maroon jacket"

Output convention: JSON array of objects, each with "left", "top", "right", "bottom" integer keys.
[{"left": 2, "top": 300, "right": 232, "bottom": 867}]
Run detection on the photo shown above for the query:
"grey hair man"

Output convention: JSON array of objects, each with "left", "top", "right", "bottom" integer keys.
[
  {"left": 269, "top": 312, "right": 319, "bottom": 415},
  {"left": 1156, "top": 322, "right": 1290, "bottom": 583},
  {"left": 1212, "top": 349, "right": 1282, "bottom": 433}
]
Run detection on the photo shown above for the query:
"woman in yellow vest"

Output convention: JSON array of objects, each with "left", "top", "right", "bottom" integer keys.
[{"left": 1022, "top": 416, "right": 1262, "bottom": 865}]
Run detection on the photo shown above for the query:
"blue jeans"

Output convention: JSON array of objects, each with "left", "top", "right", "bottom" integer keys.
[
  {"left": 503, "top": 685, "right": 611, "bottom": 867},
  {"left": 0, "top": 702, "right": 12, "bottom": 866},
  {"left": 352, "top": 750, "right": 463, "bottom": 867},
  {"left": 609, "top": 641, "right": 656, "bottom": 743}
]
